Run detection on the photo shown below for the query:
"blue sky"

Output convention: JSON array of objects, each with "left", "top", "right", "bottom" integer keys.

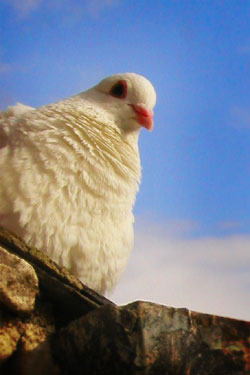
[{"left": 1, "top": 0, "right": 250, "bottom": 319}]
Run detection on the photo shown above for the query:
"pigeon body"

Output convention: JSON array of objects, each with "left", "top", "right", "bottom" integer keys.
[{"left": 0, "top": 73, "right": 156, "bottom": 294}]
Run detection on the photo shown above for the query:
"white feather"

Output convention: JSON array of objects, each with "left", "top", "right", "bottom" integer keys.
[{"left": 0, "top": 73, "right": 156, "bottom": 294}]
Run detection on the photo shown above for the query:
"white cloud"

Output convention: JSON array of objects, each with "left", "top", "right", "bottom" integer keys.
[{"left": 112, "top": 220, "right": 250, "bottom": 321}]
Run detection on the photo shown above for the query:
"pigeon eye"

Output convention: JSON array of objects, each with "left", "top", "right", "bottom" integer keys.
[{"left": 110, "top": 80, "right": 127, "bottom": 99}]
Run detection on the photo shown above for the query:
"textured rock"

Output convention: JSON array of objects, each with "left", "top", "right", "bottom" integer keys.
[
  {"left": 0, "top": 298, "right": 55, "bottom": 370},
  {"left": 0, "top": 225, "right": 113, "bottom": 321},
  {"left": 0, "top": 226, "right": 249, "bottom": 375},
  {"left": 0, "top": 245, "right": 39, "bottom": 314},
  {"left": 0, "top": 225, "right": 113, "bottom": 373},
  {"left": 0, "top": 311, "right": 21, "bottom": 364},
  {"left": 53, "top": 301, "right": 250, "bottom": 375},
  {"left": 12, "top": 300, "right": 56, "bottom": 375}
]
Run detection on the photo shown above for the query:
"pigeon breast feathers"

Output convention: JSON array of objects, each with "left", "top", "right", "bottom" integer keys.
[{"left": 0, "top": 72, "right": 156, "bottom": 294}]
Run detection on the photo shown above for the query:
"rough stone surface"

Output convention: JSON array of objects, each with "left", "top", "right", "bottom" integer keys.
[
  {"left": 0, "top": 245, "right": 39, "bottom": 314},
  {"left": 0, "top": 311, "right": 21, "bottom": 364},
  {"left": 53, "top": 301, "right": 250, "bottom": 375},
  {"left": 0, "top": 225, "right": 113, "bottom": 321},
  {"left": 0, "top": 225, "right": 249, "bottom": 375},
  {"left": 0, "top": 225, "right": 113, "bottom": 373},
  {"left": 0, "top": 297, "right": 55, "bottom": 371}
]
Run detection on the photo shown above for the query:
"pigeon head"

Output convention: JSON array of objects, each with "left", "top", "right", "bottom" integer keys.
[{"left": 82, "top": 73, "right": 156, "bottom": 132}]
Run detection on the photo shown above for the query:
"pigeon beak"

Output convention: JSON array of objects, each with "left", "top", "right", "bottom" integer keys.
[{"left": 130, "top": 104, "right": 154, "bottom": 131}]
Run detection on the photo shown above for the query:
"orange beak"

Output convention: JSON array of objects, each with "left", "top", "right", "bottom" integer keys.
[{"left": 130, "top": 104, "right": 154, "bottom": 131}]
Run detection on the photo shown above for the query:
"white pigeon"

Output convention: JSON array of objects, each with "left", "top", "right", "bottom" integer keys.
[{"left": 0, "top": 73, "right": 156, "bottom": 294}]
